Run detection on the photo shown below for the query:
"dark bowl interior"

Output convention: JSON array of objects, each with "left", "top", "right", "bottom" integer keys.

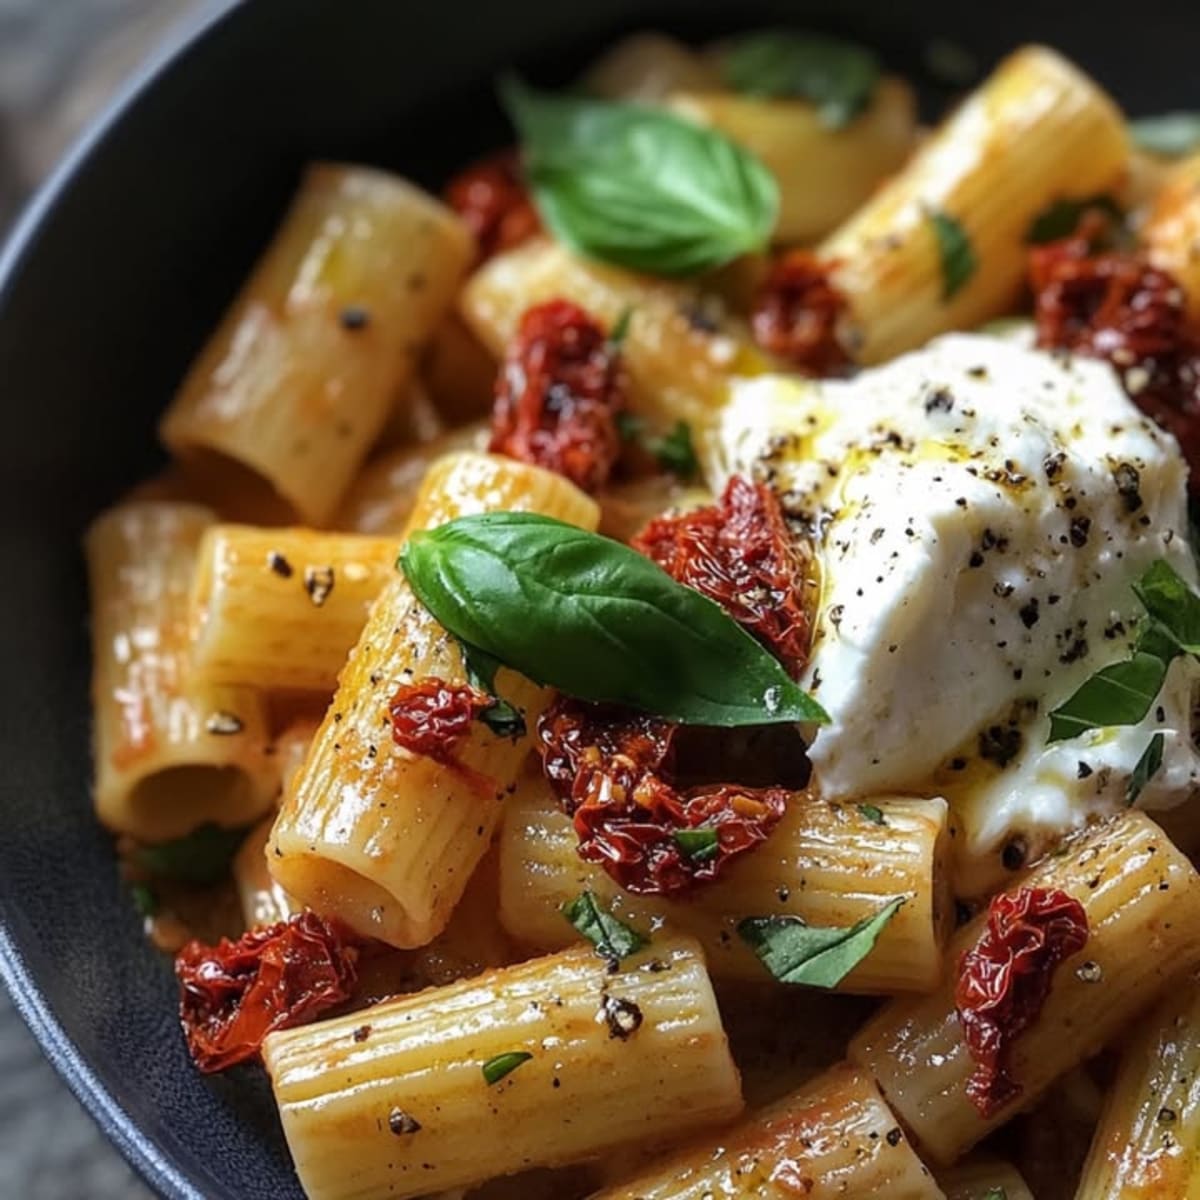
[{"left": 0, "top": 0, "right": 1196, "bottom": 1195}]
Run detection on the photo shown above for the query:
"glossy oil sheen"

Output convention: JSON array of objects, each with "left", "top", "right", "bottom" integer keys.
[{"left": 0, "top": 1, "right": 1195, "bottom": 1196}]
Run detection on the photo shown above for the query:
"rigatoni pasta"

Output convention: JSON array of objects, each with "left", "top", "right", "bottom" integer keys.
[
  {"left": 262, "top": 937, "right": 742, "bottom": 1200},
  {"left": 939, "top": 1158, "right": 1035, "bottom": 1200},
  {"left": 160, "top": 164, "right": 472, "bottom": 524}
]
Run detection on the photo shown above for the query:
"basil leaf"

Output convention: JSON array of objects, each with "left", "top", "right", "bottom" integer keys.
[
  {"left": 983, "top": 1190, "right": 1007, "bottom": 1200},
  {"left": 615, "top": 412, "right": 644, "bottom": 443},
  {"left": 562, "top": 891, "right": 647, "bottom": 963},
  {"left": 674, "top": 828, "right": 719, "bottom": 862},
  {"left": 457, "top": 638, "right": 527, "bottom": 738},
  {"left": 1131, "top": 112, "right": 1200, "bottom": 158},
  {"left": 857, "top": 803, "right": 886, "bottom": 825},
  {"left": 1046, "top": 652, "right": 1169, "bottom": 744},
  {"left": 738, "top": 897, "right": 904, "bottom": 988},
  {"left": 1127, "top": 732, "right": 1165, "bottom": 806},
  {"left": 720, "top": 31, "right": 879, "bottom": 127},
  {"left": 399, "top": 513, "right": 828, "bottom": 727},
  {"left": 130, "top": 884, "right": 158, "bottom": 918},
  {"left": 609, "top": 306, "right": 634, "bottom": 347},
  {"left": 481, "top": 1051, "right": 532, "bottom": 1086},
  {"left": 134, "top": 824, "right": 248, "bottom": 884},
  {"left": 929, "top": 211, "right": 977, "bottom": 300},
  {"left": 502, "top": 78, "right": 777, "bottom": 276},
  {"left": 1026, "top": 194, "right": 1123, "bottom": 245},
  {"left": 651, "top": 421, "right": 699, "bottom": 478},
  {"left": 1133, "top": 559, "right": 1200, "bottom": 656}
]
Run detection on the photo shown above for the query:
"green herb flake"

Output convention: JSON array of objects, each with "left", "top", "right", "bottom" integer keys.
[
  {"left": 737, "top": 897, "right": 905, "bottom": 988},
  {"left": 982, "top": 1189, "right": 1007, "bottom": 1200},
  {"left": 609, "top": 306, "right": 634, "bottom": 347},
  {"left": 674, "top": 828, "right": 719, "bottom": 862},
  {"left": 651, "top": 421, "right": 699, "bottom": 478},
  {"left": 1127, "top": 732, "right": 1166, "bottom": 806},
  {"left": 561, "top": 891, "right": 647, "bottom": 963},
  {"left": 720, "top": 30, "right": 880, "bottom": 127},
  {"left": 399, "top": 513, "right": 828, "bottom": 728},
  {"left": 857, "top": 803, "right": 886, "bottom": 825},
  {"left": 481, "top": 1051, "right": 532, "bottom": 1086},
  {"left": 1131, "top": 112, "right": 1200, "bottom": 158},
  {"left": 133, "top": 824, "right": 249, "bottom": 885},
  {"left": 1026, "top": 194, "right": 1124, "bottom": 245},
  {"left": 130, "top": 884, "right": 158, "bottom": 918},
  {"left": 457, "top": 638, "right": 527, "bottom": 739},
  {"left": 1047, "top": 651, "right": 1169, "bottom": 744},
  {"left": 928, "top": 211, "right": 977, "bottom": 301},
  {"left": 1133, "top": 559, "right": 1200, "bottom": 656},
  {"left": 615, "top": 412, "right": 644, "bottom": 443},
  {"left": 502, "top": 77, "right": 778, "bottom": 276}
]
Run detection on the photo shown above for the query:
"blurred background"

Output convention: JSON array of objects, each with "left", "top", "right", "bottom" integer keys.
[{"left": 0, "top": 6, "right": 204, "bottom": 1194}]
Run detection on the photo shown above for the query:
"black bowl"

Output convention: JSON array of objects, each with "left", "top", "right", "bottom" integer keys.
[{"left": 0, "top": 1, "right": 1196, "bottom": 1195}]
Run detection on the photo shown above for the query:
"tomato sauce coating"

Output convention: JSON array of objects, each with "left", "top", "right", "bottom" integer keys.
[{"left": 751, "top": 250, "right": 849, "bottom": 374}]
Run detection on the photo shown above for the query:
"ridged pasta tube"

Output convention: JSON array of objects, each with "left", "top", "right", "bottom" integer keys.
[
  {"left": 850, "top": 812, "right": 1200, "bottom": 1165},
  {"left": 498, "top": 770, "right": 952, "bottom": 993},
  {"left": 1142, "top": 152, "right": 1200, "bottom": 319},
  {"left": 267, "top": 453, "right": 599, "bottom": 946},
  {"left": 85, "top": 502, "right": 276, "bottom": 840},
  {"left": 160, "top": 164, "right": 472, "bottom": 523},
  {"left": 1073, "top": 967, "right": 1200, "bottom": 1198},
  {"left": 189, "top": 524, "right": 399, "bottom": 694},
  {"left": 819, "top": 46, "right": 1128, "bottom": 364},
  {"left": 262, "top": 937, "right": 742, "bottom": 1200},
  {"left": 591, "top": 1063, "right": 944, "bottom": 1200}
]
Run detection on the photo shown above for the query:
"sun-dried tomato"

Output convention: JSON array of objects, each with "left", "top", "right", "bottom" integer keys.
[
  {"left": 751, "top": 250, "right": 849, "bottom": 374},
  {"left": 176, "top": 910, "right": 359, "bottom": 1073},
  {"left": 489, "top": 299, "right": 627, "bottom": 493},
  {"left": 632, "top": 475, "right": 814, "bottom": 677},
  {"left": 1031, "top": 229, "right": 1200, "bottom": 490},
  {"left": 444, "top": 149, "right": 540, "bottom": 263},
  {"left": 539, "top": 696, "right": 788, "bottom": 896},
  {"left": 955, "top": 886, "right": 1088, "bottom": 1118},
  {"left": 388, "top": 678, "right": 491, "bottom": 763}
]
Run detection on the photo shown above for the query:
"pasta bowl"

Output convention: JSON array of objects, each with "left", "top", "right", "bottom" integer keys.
[{"left": 0, "top": 1, "right": 1198, "bottom": 1197}]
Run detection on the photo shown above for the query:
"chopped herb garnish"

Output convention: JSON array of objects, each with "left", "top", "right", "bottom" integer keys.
[
  {"left": 857, "top": 803, "right": 886, "bottom": 825},
  {"left": 929, "top": 211, "right": 977, "bottom": 300},
  {"left": 133, "top": 824, "right": 249, "bottom": 885},
  {"left": 674, "top": 828, "right": 720, "bottom": 862},
  {"left": 1131, "top": 112, "right": 1200, "bottom": 158},
  {"left": 457, "top": 638, "right": 527, "bottom": 739},
  {"left": 130, "top": 884, "right": 158, "bottom": 918},
  {"left": 737, "top": 897, "right": 905, "bottom": 988},
  {"left": 1133, "top": 559, "right": 1200, "bottom": 656},
  {"left": 719, "top": 30, "right": 880, "bottom": 127},
  {"left": 615, "top": 412, "right": 644, "bottom": 443},
  {"left": 609, "top": 306, "right": 634, "bottom": 347},
  {"left": 502, "top": 77, "right": 777, "bottom": 275},
  {"left": 399, "top": 513, "right": 828, "bottom": 727},
  {"left": 982, "top": 1189, "right": 1007, "bottom": 1200},
  {"left": 1127, "top": 732, "right": 1165, "bottom": 805},
  {"left": 562, "top": 891, "right": 646, "bottom": 963},
  {"left": 1026, "top": 194, "right": 1123, "bottom": 244},
  {"left": 482, "top": 1051, "right": 532, "bottom": 1085},
  {"left": 650, "top": 421, "right": 699, "bottom": 479}
]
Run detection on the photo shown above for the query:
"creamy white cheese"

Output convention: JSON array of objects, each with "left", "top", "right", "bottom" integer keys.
[{"left": 717, "top": 334, "right": 1200, "bottom": 878}]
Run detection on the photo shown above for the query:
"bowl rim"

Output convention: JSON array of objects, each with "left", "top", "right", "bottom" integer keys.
[{"left": 0, "top": 5, "right": 246, "bottom": 1197}]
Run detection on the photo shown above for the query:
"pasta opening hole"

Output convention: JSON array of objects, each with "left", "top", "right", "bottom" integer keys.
[{"left": 127, "top": 765, "right": 261, "bottom": 842}]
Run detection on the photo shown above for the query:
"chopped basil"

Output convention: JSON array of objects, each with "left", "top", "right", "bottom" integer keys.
[
  {"left": 1133, "top": 560, "right": 1200, "bottom": 656},
  {"left": 1047, "top": 651, "right": 1168, "bottom": 743},
  {"left": 130, "top": 884, "right": 158, "bottom": 918},
  {"left": 1127, "top": 733, "right": 1166, "bottom": 805},
  {"left": 399, "top": 513, "right": 828, "bottom": 728},
  {"left": 609, "top": 306, "right": 634, "bottom": 347},
  {"left": 929, "top": 211, "right": 977, "bottom": 300},
  {"left": 1131, "top": 112, "right": 1200, "bottom": 158},
  {"left": 615, "top": 412, "right": 644, "bottom": 443},
  {"left": 651, "top": 421, "right": 699, "bottom": 478},
  {"left": 133, "top": 824, "right": 249, "bottom": 885},
  {"left": 502, "top": 78, "right": 777, "bottom": 276},
  {"left": 737, "top": 897, "right": 904, "bottom": 988},
  {"left": 1026, "top": 194, "right": 1123, "bottom": 244},
  {"left": 562, "top": 891, "right": 647, "bottom": 963},
  {"left": 982, "top": 1190, "right": 1007, "bottom": 1200},
  {"left": 481, "top": 1051, "right": 532, "bottom": 1086},
  {"left": 857, "top": 803, "right": 886, "bottom": 825},
  {"left": 457, "top": 638, "right": 527, "bottom": 739},
  {"left": 674, "top": 828, "right": 719, "bottom": 862},
  {"left": 719, "top": 30, "right": 879, "bottom": 128}
]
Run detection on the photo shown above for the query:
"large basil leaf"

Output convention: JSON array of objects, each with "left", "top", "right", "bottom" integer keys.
[
  {"left": 719, "top": 31, "right": 879, "bottom": 127},
  {"left": 502, "top": 78, "right": 778, "bottom": 276},
  {"left": 399, "top": 513, "right": 827, "bottom": 727},
  {"left": 737, "top": 897, "right": 904, "bottom": 988}
]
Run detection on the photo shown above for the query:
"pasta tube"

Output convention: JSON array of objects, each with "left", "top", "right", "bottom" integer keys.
[
  {"left": 234, "top": 816, "right": 298, "bottom": 927},
  {"left": 268, "top": 453, "right": 599, "bottom": 946},
  {"left": 849, "top": 812, "right": 1200, "bottom": 1165},
  {"left": 592, "top": 1063, "right": 944, "bottom": 1200},
  {"left": 189, "top": 524, "right": 398, "bottom": 694},
  {"left": 460, "top": 238, "right": 768, "bottom": 440},
  {"left": 1142, "top": 151, "right": 1200, "bottom": 319},
  {"left": 335, "top": 420, "right": 488, "bottom": 536},
  {"left": 1073, "top": 968, "right": 1200, "bottom": 1198},
  {"left": 498, "top": 770, "right": 952, "bottom": 993},
  {"left": 819, "top": 46, "right": 1128, "bottom": 364},
  {"left": 160, "top": 164, "right": 472, "bottom": 524},
  {"left": 372, "top": 376, "right": 444, "bottom": 455},
  {"left": 423, "top": 315, "right": 497, "bottom": 425},
  {"left": 85, "top": 502, "right": 275, "bottom": 841},
  {"left": 668, "top": 78, "right": 918, "bottom": 244},
  {"left": 583, "top": 33, "right": 720, "bottom": 103},
  {"left": 939, "top": 1158, "right": 1034, "bottom": 1200},
  {"left": 262, "top": 937, "right": 743, "bottom": 1200}
]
